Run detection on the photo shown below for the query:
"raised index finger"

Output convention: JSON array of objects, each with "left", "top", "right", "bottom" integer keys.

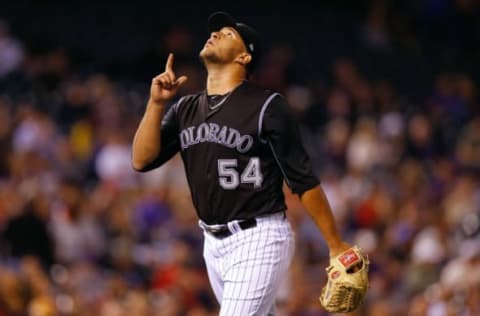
[{"left": 165, "top": 53, "right": 174, "bottom": 72}]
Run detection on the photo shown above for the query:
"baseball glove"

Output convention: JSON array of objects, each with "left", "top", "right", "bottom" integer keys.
[{"left": 319, "top": 245, "right": 369, "bottom": 313}]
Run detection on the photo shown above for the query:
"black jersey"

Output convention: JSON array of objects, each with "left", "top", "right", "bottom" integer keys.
[{"left": 142, "top": 81, "right": 319, "bottom": 224}]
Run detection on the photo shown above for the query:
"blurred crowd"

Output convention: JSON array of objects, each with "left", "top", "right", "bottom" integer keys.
[{"left": 0, "top": 2, "right": 480, "bottom": 315}]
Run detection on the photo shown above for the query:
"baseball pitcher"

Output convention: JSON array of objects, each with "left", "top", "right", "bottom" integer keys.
[{"left": 132, "top": 11, "right": 368, "bottom": 315}]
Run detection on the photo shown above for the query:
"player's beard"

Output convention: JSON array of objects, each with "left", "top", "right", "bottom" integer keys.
[
  {"left": 199, "top": 46, "right": 237, "bottom": 68},
  {"left": 199, "top": 49, "right": 223, "bottom": 65},
  {"left": 199, "top": 48, "right": 225, "bottom": 67}
]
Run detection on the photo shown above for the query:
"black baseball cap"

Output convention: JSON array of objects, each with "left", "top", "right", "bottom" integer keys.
[{"left": 207, "top": 11, "right": 262, "bottom": 72}]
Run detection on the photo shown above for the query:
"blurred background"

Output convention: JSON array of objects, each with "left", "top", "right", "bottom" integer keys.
[{"left": 0, "top": 0, "right": 479, "bottom": 315}]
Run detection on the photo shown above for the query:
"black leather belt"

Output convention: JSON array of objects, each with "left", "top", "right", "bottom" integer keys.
[{"left": 204, "top": 218, "right": 257, "bottom": 239}]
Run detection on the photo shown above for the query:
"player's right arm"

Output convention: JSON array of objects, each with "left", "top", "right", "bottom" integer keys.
[{"left": 131, "top": 53, "right": 188, "bottom": 171}]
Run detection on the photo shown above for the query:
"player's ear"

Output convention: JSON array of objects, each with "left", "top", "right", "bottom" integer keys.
[{"left": 235, "top": 53, "right": 252, "bottom": 67}]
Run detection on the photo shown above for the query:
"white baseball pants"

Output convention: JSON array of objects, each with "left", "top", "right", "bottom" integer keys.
[{"left": 201, "top": 212, "right": 295, "bottom": 316}]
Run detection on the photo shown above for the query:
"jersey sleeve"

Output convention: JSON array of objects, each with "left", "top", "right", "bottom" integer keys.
[
  {"left": 140, "top": 100, "right": 181, "bottom": 171},
  {"left": 261, "top": 94, "right": 319, "bottom": 195}
]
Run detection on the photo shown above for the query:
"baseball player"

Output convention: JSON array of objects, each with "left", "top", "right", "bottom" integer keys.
[{"left": 132, "top": 12, "right": 353, "bottom": 315}]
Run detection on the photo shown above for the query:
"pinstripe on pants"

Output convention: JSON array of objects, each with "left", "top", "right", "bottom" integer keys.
[{"left": 201, "top": 212, "right": 295, "bottom": 316}]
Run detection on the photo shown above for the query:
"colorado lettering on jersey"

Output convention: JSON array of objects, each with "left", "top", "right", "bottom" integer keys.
[{"left": 179, "top": 123, "right": 254, "bottom": 153}]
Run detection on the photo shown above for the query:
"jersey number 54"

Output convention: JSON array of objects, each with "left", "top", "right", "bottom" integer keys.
[{"left": 218, "top": 158, "right": 263, "bottom": 190}]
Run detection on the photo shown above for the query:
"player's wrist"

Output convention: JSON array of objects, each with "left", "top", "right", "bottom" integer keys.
[
  {"left": 148, "top": 98, "right": 167, "bottom": 108},
  {"left": 328, "top": 241, "right": 351, "bottom": 257}
]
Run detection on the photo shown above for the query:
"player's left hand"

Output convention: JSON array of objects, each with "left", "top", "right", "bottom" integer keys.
[{"left": 319, "top": 245, "right": 369, "bottom": 313}]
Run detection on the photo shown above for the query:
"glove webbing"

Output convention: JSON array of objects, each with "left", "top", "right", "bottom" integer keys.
[{"left": 322, "top": 283, "right": 364, "bottom": 313}]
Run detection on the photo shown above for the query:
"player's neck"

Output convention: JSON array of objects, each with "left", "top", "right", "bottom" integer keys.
[{"left": 206, "top": 66, "right": 246, "bottom": 95}]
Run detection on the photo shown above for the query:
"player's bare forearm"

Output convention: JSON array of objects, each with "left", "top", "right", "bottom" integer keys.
[
  {"left": 131, "top": 99, "right": 166, "bottom": 171},
  {"left": 132, "top": 53, "right": 187, "bottom": 171},
  {"left": 300, "top": 185, "right": 350, "bottom": 256}
]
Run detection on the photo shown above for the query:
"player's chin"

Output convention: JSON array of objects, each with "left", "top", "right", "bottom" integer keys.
[
  {"left": 199, "top": 49, "right": 220, "bottom": 63},
  {"left": 199, "top": 47, "right": 212, "bottom": 58}
]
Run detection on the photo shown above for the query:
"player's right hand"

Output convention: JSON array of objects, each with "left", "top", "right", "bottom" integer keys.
[{"left": 150, "top": 53, "right": 188, "bottom": 104}]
